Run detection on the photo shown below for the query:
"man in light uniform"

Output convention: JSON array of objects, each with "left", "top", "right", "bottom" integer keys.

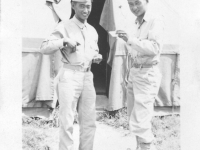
[
  {"left": 40, "top": 0, "right": 102, "bottom": 149},
  {"left": 117, "top": 0, "right": 164, "bottom": 149}
]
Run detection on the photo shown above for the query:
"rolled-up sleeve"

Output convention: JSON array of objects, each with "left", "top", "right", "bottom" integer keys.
[
  {"left": 127, "top": 19, "right": 164, "bottom": 56},
  {"left": 40, "top": 22, "right": 65, "bottom": 55}
]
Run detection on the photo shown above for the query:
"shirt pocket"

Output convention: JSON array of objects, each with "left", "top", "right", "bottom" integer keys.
[
  {"left": 138, "top": 28, "right": 148, "bottom": 40},
  {"left": 89, "top": 40, "right": 98, "bottom": 51}
]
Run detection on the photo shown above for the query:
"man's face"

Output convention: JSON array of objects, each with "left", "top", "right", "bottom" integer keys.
[
  {"left": 127, "top": 0, "right": 148, "bottom": 17},
  {"left": 72, "top": 1, "right": 92, "bottom": 22}
]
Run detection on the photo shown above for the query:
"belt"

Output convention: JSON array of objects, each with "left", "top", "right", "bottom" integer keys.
[
  {"left": 63, "top": 64, "right": 90, "bottom": 72},
  {"left": 132, "top": 63, "right": 158, "bottom": 68}
]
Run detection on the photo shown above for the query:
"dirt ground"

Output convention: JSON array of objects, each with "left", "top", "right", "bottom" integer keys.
[
  {"left": 23, "top": 121, "right": 137, "bottom": 150},
  {"left": 74, "top": 122, "right": 136, "bottom": 150}
]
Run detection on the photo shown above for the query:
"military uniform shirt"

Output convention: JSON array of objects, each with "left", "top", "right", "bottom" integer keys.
[
  {"left": 127, "top": 9, "right": 165, "bottom": 65},
  {"left": 40, "top": 16, "right": 99, "bottom": 68}
]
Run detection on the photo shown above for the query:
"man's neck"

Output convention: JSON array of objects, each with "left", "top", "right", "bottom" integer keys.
[
  {"left": 137, "top": 12, "right": 145, "bottom": 25},
  {"left": 75, "top": 15, "right": 86, "bottom": 24}
]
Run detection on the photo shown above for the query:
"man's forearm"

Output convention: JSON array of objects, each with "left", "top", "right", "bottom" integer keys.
[
  {"left": 126, "top": 19, "right": 164, "bottom": 56},
  {"left": 127, "top": 37, "right": 161, "bottom": 56},
  {"left": 40, "top": 38, "right": 64, "bottom": 55}
]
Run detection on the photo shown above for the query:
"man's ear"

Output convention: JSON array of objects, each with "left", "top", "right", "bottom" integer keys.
[{"left": 71, "top": 2, "right": 76, "bottom": 10}]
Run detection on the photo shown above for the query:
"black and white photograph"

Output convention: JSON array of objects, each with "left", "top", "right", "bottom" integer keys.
[{"left": 0, "top": 0, "right": 200, "bottom": 150}]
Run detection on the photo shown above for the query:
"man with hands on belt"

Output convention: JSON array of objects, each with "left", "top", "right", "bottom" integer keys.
[
  {"left": 40, "top": 0, "right": 102, "bottom": 150},
  {"left": 117, "top": 0, "right": 164, "bottom": 150}
]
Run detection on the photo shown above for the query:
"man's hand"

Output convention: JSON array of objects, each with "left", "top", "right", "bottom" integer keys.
[
  {"left": 116, "top": 30, "right": 129, "bottom": 42},
  {"left": 63, "top": 38, "right": 80, "bottom": 53},
  {"left": 93, "top": 54, "right": 102, "bottom": 64}
]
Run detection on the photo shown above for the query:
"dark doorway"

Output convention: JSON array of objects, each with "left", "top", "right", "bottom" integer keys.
[
  {"left": 70, "top": 0, "right": 110, "bottom": 96},
  {"left": 87, "top": 0, "right": 110, "bottom": 95}
]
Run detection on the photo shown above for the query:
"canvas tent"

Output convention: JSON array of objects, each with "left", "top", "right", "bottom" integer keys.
[
  {"left": 22, "top": 0, "right": 72, "bottom": 117},
  {"left": 22, "top": 0, "right": 180, "bottom": 118}
]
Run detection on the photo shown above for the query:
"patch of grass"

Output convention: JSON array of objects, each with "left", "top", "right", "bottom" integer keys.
[
  {"left": 23, "top": 127, "right": 51, "bottom": 150},
  {"left": 152, "top": 115, "right": 180, "bottom": 150},
  {"left": 22, "top": 126, "right": 59, "bottom": 150},
  {"left": 22, "top": 116, "right": 54, "bottom": 128},
  {"left": 22, "top": 107, "right": 59, "bottom": 150},
  {"left": 97, "top": 108, "right": 129, "bottom": 130},
  {"left": 22, "top": 106, "right": 78, "bottom": 150},
  {"left": 97, "top": 108, "right": 180, "bottom": 150}
]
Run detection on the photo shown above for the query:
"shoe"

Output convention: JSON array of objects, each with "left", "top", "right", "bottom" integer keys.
[
  {"left": 126, "top": 148, "right": 140, "bottom": 150},
  {"left": 136, "top": 147, "right": 141, "bottom": 150},
  {"left": 126, "top": 143, "right": 141, "bottom": 150},
  {"left": 140, "top": 143, "right": 156, "bottom": 150}
]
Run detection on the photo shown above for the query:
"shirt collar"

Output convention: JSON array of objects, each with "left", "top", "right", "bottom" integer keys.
[
  {"left": 72, "top": 16, "right": 88, "bottom": 29},
  {"left": 135, "top": 8, "right": 156, "bottom": 25}
]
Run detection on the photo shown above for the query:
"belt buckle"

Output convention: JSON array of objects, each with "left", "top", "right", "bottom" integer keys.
[{"left": 134, "top": 63, "right": 142, "bottom": 69}]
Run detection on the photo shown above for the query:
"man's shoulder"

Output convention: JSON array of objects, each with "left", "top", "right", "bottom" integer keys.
[
  {"left": 55, "top": 20, "right": 71, "bottom": 28},
  {"left": 86, "top": 23, "right": 98, "bottom": 34},
  {"left": 144, "top": 13, "right": 164, "bottom": 28},
  {"left": 85, "top": 22, "right": 95, "bottom": 30},
  {"left": 149, "top": 15, "right": 163, "bottom": 21},
  {"left": 61, "top": 19, "right": 74, "bottom": 26},
  {"left": 153, "top": 14, "right": 164, "bottom": 21},
  {"left": 151, "top": 14, "right": 165, "bottom": 27},
  {"left": 144, "top": 8, "right": 164, "bottom": 22}
]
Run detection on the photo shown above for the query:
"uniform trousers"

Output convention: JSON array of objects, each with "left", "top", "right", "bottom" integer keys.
[
  {"left": 127, "top": 65, "right": 161, "bottom": 143},
  {"left": 58, "top": 67, "right": 96, "bottom": 150}
]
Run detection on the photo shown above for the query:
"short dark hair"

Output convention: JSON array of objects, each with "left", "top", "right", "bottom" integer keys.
[
  {"left": 71, "top": 0, "right": 93, "bottom": 3},
  {"left": 71, "top": 1, "right": 77, "bottom": 4}
]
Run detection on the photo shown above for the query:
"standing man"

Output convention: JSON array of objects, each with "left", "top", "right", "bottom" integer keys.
[
  {"left": 40, "top": 0, "right": 102, "bottom": 150},
  {"left": 117, "top": 0, "right": 164, "bottom": 150}
]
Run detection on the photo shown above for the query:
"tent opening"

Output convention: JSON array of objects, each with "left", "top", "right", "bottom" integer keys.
[{"left": 89, "top": 0, "right": 110, "bottom": 95}]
